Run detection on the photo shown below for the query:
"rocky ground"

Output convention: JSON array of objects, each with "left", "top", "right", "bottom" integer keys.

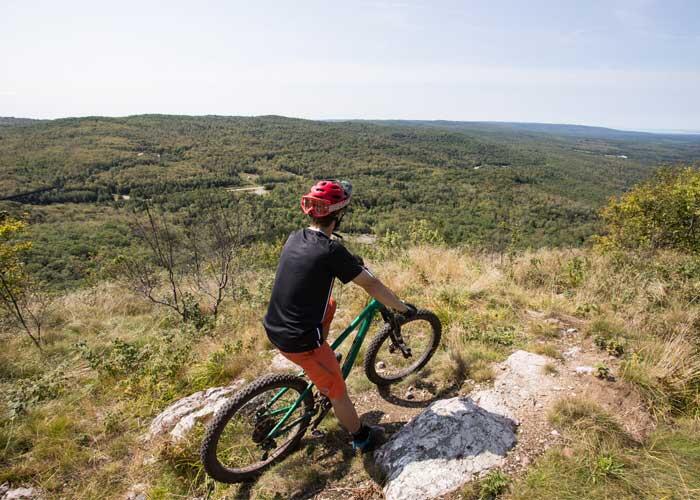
[
  {"left": 114, "top": 311, "right": 653, "bottom": 500},
  {"left": 311, "top": 313, "right": 653, "bottom": 499}
]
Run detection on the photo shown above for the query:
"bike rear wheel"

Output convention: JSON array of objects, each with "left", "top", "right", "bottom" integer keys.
[
  {"left": 200, "top": 373, "right": 314, "bottom": 483},
  {"left": 364, "top": 309, "right": 442, "bottom": 386}
]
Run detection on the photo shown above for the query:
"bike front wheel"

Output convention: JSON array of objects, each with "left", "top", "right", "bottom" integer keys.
[
  {"left": 363, "top": 309, "right": 442, "bottom": 386},
  {"left": 200, "top": 373, "right": 315, "bottom": 483}
]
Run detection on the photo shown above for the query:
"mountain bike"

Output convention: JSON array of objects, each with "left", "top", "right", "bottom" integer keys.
[{"left": 200, "top": 298, "right": 442, "bottom": 483}]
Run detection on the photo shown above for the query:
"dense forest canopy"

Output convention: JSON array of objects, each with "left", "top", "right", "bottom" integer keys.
[{"left": 1, "top": 115, "right": 699, "bottom": 288}]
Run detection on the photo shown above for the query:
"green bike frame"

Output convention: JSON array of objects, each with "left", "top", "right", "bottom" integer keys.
[{"left": 264, "top": 298, "right": 384, "bottom": 440}]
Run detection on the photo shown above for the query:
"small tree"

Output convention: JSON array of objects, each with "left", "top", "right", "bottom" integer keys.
[
  {"left": 0, "top": 215, "right": 48, "bottom": 350},
  {"left": 597, "top": 167, "right": 700, "bottom": 254},
  {"left": 115, "top": 199, "right": 257, "bottom": 323}
]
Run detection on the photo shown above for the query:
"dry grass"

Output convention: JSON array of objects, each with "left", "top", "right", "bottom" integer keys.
[
  {"left": 543, "top": 363, "right": 559, "bottom": 376},
  {"left": 530, "top": 342, "right": 564, "bottom": 360},
  {"left": 621, "top": 334, "right": 700, "bottom": 417}
]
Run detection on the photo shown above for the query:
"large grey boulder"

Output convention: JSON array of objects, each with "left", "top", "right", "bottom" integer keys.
[
  {"left": 375, "top": 350, "right": 564, "bottom": 499},
  {"left": 374, "top": 397, "right": 517, "bottom": 500},
  {"left": 146, "top": 379, "right": 245, "bottom": 442}
]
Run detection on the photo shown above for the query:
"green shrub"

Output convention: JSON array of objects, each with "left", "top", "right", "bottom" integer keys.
[
  {"left": 591, "top": 454, "right": 625, "bottom": 484},
  {"left": 465, "top": 325, "right": 516, "bottom": 346},
  {"left": 479, "top": 470, "right": 510, "bottom": 499},
  {"left": 595, "top": 363, "right": 612, "bottom": 380},
  {"left": 77, "top": 339, "right": 149, "bottom": 377},
  {"left": 597, "top": 167, "right": 700, "bottom": 254},
  {"left": 5, "top": 365, "right": 66, "bottom": 416},
  {"left": 565, "top": 256, "right": 588, "bottom": 288},
  {"left": 594, "top": 335, "right": 625, "bottom": 357}
]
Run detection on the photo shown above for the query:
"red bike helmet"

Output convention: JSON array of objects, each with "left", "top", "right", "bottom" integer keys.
[{"left": 301, "top": 179, "right": 352, "bottom": 218}]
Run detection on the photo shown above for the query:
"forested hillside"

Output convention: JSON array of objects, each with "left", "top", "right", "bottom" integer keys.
[{"left": 1, "top": 115, "right": 699, "bottom": 288}]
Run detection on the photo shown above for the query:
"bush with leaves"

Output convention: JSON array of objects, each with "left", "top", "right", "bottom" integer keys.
[
  {"left": 597, "top": 167, "right": 700, "bottom": 254},
  {"left": 6, "top": 364, "right": 66, "bottom": 416},
  {"left": 0, "top": 214, "right": 51, "bottom": 350}
]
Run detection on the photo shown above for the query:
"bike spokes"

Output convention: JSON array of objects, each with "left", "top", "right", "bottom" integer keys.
[
  {"left": 374, "top": 318, "right": 435, "bottom": 379},
  {"left": 214, "top": 386, "right": 308, "bottom": 472}
]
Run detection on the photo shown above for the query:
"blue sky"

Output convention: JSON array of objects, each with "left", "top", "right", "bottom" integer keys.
[{"left": 1, "top": 0, "right": 699, "bottom": 130}]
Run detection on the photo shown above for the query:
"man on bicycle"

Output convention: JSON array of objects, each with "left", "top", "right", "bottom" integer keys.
[{"left": 263, "top": 179, "right": 415, "bottom": 453}]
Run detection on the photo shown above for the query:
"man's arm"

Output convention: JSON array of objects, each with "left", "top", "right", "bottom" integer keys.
[{"left": 352, "top": 270, "right": 409, "bottom": 312}]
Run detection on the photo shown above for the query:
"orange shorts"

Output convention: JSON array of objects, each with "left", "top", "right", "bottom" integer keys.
[
  {"left": 281, "top": 342, "right": 346, "bottom": 400},
  {"left": 280, "top": 297, "right": 345, "bottom": 399}
]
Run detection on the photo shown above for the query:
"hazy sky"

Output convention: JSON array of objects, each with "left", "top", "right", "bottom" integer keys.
[{"left": 2, "top": 0, "right": 699, "bottom": 129}]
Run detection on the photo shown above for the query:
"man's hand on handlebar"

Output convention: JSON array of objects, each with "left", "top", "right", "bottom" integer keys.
[{"left": 398, "top": 301, "right": 417, "bottom": 318}]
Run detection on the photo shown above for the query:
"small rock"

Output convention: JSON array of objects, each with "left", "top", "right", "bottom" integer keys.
[
  {"left": 376, "top": 361, "right": 386, "bottom": 370},
  {"left": 521, "top": 456, "right": 531, "bottom": 466},
  {"left": 124, "top": 483, "right": 148, "bottom": 499},
  {"left": 146, "top": 379, "right": 246, "bottom": 443},
  {"left": 563, "top": 347, "right": 581, "bottom": 358},
  {"left": 271, "top": 353, "right": 298, "bottom": 372},
  {"left": 575, "top": 366, "right": 594, "bottom": 375},
  {"left": 1, "top": 486, "right": 41, "bottom": 500},
  {"left": 405, "top": 386, "right": 415, "bottom": 400},
  {"left": 550, "top": 430, "right": 560, "bottom": 437},
  {"left": 565, "top": 328, "right": 578, "bottom": 334}
]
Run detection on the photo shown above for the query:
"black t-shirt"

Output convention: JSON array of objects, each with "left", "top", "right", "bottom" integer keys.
[{"left": 263, "top": 228, "right": 364, "bottom": 353}]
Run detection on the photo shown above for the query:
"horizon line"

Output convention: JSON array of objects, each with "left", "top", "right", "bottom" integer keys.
[{"left": 3, "top": 113, "right": 700, "bottom": 136}]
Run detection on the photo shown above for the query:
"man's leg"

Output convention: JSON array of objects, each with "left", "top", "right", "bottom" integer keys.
[
  {"left": 330, "top": 390, "right": 361, "bottom": 433},
  {"left": 281, "top": 343, "right": 382, "bottom": 451}
]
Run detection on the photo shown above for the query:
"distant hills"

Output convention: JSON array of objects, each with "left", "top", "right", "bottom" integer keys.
[
  {"left": 358, "top": 119, "right": 700, "bottom": 140},
  {"left": 0, "top": 116, "right": 46, "bottom": 126},
  {"left": 3, "top": 115, "right": 698, "bottom": 138}
]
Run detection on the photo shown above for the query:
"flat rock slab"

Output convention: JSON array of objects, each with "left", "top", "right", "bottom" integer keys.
[
  {"left": 146, "top": 379, "right": 245, "bottom": 443},
  {"left": 374, "top": 397, "right": 517, "bottom": 500},
  {"left": 472, "top": 350, "right": 559, "bottom": 419}
]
